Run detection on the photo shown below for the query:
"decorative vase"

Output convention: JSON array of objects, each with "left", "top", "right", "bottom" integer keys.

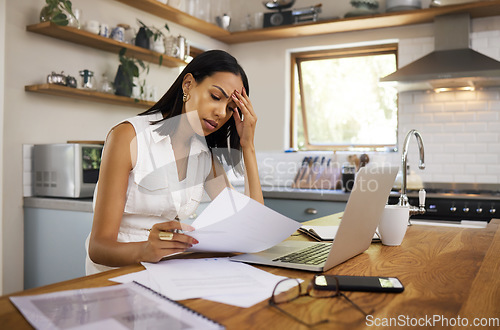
[
  {"left": 151, "top": 35, "right": 166, "bottom": 54},
  {"left": 114, "top": 65, "right": 133, "bottom": 97},
  {"left": 135, "top": 27, "right": 150, "bottom": 49}
]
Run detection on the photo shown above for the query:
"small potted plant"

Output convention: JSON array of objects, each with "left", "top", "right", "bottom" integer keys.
[
  {"left": 114, "top": 48, "right": 149, "bottom": 98},
  {"left": 39, "top": 0, "right": 77, "bottom": 26},
  {"left": 135, "top": 19, "right": 170, "bottom": 54}
]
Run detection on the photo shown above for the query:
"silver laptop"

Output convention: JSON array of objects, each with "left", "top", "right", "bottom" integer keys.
[{"left": 230, "top": 165, "right": 398, "bottom": 272}]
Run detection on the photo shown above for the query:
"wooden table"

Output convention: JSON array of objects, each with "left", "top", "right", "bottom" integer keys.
[{"left": 1, "top": 216, "right": 499, "bottom": 329}]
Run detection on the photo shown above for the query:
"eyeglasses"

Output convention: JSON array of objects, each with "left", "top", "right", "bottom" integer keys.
[{"left": 268, "top": 277, "right": 370, "bottom": 328}]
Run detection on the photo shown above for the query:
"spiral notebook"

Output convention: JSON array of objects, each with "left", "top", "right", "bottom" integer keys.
[{"left": 10, "top": 281, "right": 224, "bottom": 330}]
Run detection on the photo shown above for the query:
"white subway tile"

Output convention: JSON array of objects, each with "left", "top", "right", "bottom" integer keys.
[
  {"left": 466, "top": 101, "right": 488, "bottom": 111},
  {"left": 444, "top": 102, "right": 466, "bottom": 112},
  {"left": 489, "top": 100, "right": 500, "bottom": 110},
  {"left": 24, "top": 185, "right": 33, "bottom": 198},
  {"left": 443, "top": 122, "right": 465, "bottom": 133},
  {"left": 476, "top": 111, "right": 498, "bottom": 122},
  {"left": 487, "top": 143, "right": 500, "bottom": 153},
  {"left": 455, "top": 153, "right": 476, "bottom": 163},
  {"left": 424, "top": 143, "right": 444, "bottom": 153},
  {"left": 471, "top": 37, "right": 489, "bottom": 49},
  {"left": 444, "top": 143, "right": 465, "bottom": 153},
  {"left": 433, "top": 153, "right": 454, "bottom": 164},
  {"left": 23, "top": 144, "right": 33, "bottom": 158},
  {"left": 453, "top": 133, "right": 475, "bottom": 142},
  {"left": 476, "top": 175, "right": 499, "bottom": 184},
  {"left": 399, "top": 115, "right": 414, "bottom": 125},
  {"left": 464, "top": 122, "right": 488, "bottom": 132},
  {"left": 465, "top": 143, "right": 489, "bottom": 153},
  {"left": 476, "top": 133, "right": 499, "bottom": 143},
  {"left": 477, "top": 153, "right": 498, "bottom": 164},
  {"left": 413, "top": 92, "right": 434, "bottom": 104},
  {"left": 420, "top": 124, "right": 443, "bottom": 134},
  {"left": 398, "top": 93, "right": 413, "bottom": 105},
  {"left": 413, "top": 113, "right": 434, "bottom": 123},
  {"left": 434, "top": 92, "right": 456, "bottom": 102},
  {"left": 455, "top": 91, "right": 477, "bottom": 101},
  {"left": 433, "top": 112, "right": 454, "bottom": 123},
  {"left": 453, "top": 112, "right": 476, "bottom": 122},
  {"left": 423, "top": 103, "right": 444, "bottom": 112},
  {"left": 465, "top": 164, "right": 487, "bottom": 174},
  {"left": 432, "top": 133, "right": 455, "bottom": 143},
  {"left": 487, "top": 122, "right": 500, "bottom": 132},
  {"left": 453, "top": 174, "right": 476, "bottom": 183},
  {"left": 476, "top": 90, "right": 499, "bottom": 100},
  {"left": 446, "top": 164, "right": 465, "bottom": 174},
  {"left": 487, "top": 164, "right": 500, "bottom": 175},
  {"left": 432, "top": 174, "right": 454, "bottom": 182},
  {"left": 402, "top": 104, "right": 423, "bottom": 113}
]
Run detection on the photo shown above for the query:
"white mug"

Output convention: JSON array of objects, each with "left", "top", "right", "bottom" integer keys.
[
  {"left": 99, "top": 23, "right": 110, "bottom": 38},
  {"left": 110, "top": 26, "right": 125, "bottom": 43},
  {"left": 84, "top": 20, "right": 100, "bottom": 34},
  {"left": 377, "top": 205, "right": 410, "bottom": 246}
]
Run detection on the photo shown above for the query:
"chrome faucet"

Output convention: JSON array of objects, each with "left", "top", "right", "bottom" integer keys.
[{"left": 398, "top": 129, "right": 426, "bottom": 217}]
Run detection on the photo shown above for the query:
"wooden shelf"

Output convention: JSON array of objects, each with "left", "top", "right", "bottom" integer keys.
[
  {"left": 115, "top": 0, "right": 500, "bottom": 44},
  {"left": 26, "top": 22, "right": 187, "bottom": 68},
  {"left": 25, "top": 84, "right": 155, "bottom": 109},
  {"left": 114, "top": 0, "right": 230, "bottom": 39}
]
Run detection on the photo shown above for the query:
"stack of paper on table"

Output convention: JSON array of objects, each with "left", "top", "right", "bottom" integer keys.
[{"left": 112, "top": 258, "right": 291, "bottom": 308}]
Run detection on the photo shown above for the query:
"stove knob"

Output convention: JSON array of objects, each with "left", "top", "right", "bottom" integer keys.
[
  {"left": 476, "top": 208, "right": 483, "bottom": 214},
  {"left": 463, "top": 207, "right": 470, "bottom": 213},
  {"left": 450, "top": 206, "right": 457, "bottom": 212},
  {"left": 490, "top": 208, "right": 497, "bottom": 215}
]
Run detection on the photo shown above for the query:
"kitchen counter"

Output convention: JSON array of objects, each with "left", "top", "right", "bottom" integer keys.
[
  {"left": 27, "top": 188, "right": 465, "bottom": 213},
  {"left": 23, "top": 187, "right": 354, "bottom": 212},
  {"left": 23, "top": 196, "right": 94, "bottom": 212}
]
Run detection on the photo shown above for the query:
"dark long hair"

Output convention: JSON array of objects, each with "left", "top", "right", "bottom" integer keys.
[{"left": 139, "top": 50, "right": 249, "bottom": 174}]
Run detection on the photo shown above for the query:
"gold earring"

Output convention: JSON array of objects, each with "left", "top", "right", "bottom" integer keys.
[{"left": 183, "top": 92, "right": 189, "bottom": 102}]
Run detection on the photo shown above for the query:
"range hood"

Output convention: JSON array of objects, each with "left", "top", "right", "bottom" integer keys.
[{"left": 380, "top": 13, "right": 500, "bottom": 92}]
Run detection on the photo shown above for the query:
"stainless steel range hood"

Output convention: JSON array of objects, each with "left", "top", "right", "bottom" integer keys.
[{"left": 380, "top": 13, "right": 500, "bottom": 92}]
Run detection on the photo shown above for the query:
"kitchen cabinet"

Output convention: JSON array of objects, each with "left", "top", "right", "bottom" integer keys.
[
  {"left": 24, "top": 207, "right": 93, "bottom": 289},
  {"left": 114, "top": 0, "right": 500, "bottom": 44},
  {"left": 264, "top": 198, "right": 346, "bottom": 222}
]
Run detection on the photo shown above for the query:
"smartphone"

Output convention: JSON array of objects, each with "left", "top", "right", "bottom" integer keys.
[{"left": 313, "top": 275, "right": 404, "bottom": 293}]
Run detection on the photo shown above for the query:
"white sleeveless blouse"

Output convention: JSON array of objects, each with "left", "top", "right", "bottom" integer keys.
[{"left": 85, "top": 113, "right": 212, "bottom": 275}]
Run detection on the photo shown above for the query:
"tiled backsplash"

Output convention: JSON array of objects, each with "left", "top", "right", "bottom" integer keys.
[{"left": 397, "top": 17, "right": 500, "bottom": 184}]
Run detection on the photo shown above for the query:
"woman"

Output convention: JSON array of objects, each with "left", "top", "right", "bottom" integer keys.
[{"left": 86, "top": 50, "right": 263, "bottom": 274}]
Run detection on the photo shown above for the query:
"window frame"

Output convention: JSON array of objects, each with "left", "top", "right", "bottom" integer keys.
[{"left": 290, "top": 43, "right": 399, "bottom": 151}]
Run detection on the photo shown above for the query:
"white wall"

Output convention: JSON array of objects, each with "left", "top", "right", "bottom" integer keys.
[
  {"left": 1, "top": 0, "right": 225, "bottom": 294},
  {"left": 0, "top": 0, "right": 6, "bottom": 296}
]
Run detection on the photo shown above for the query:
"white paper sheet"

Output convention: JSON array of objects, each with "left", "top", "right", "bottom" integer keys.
[
  {"left": 141, "top": 258, "right": 288, "bottom": 308},
  {"left": 187, "top": 188, "right": 301, "bottom": 253}
]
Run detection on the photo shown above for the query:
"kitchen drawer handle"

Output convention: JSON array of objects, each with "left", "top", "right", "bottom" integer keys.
[{"left": 305, "top": 208, "right": 318, "bottom": 215}]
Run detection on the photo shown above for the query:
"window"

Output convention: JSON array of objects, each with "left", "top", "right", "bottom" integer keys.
[{"left": 291, "top": 44, "right": 398, "bottom": 150}]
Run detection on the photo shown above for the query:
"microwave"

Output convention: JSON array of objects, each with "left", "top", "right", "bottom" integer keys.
[{"left": 33, "top": 143, "right": 103, "bottom": 198}]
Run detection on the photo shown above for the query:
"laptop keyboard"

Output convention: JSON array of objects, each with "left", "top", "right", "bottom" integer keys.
[{"left": 273, "top": 243, "right": 332, "bottom": 265}]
